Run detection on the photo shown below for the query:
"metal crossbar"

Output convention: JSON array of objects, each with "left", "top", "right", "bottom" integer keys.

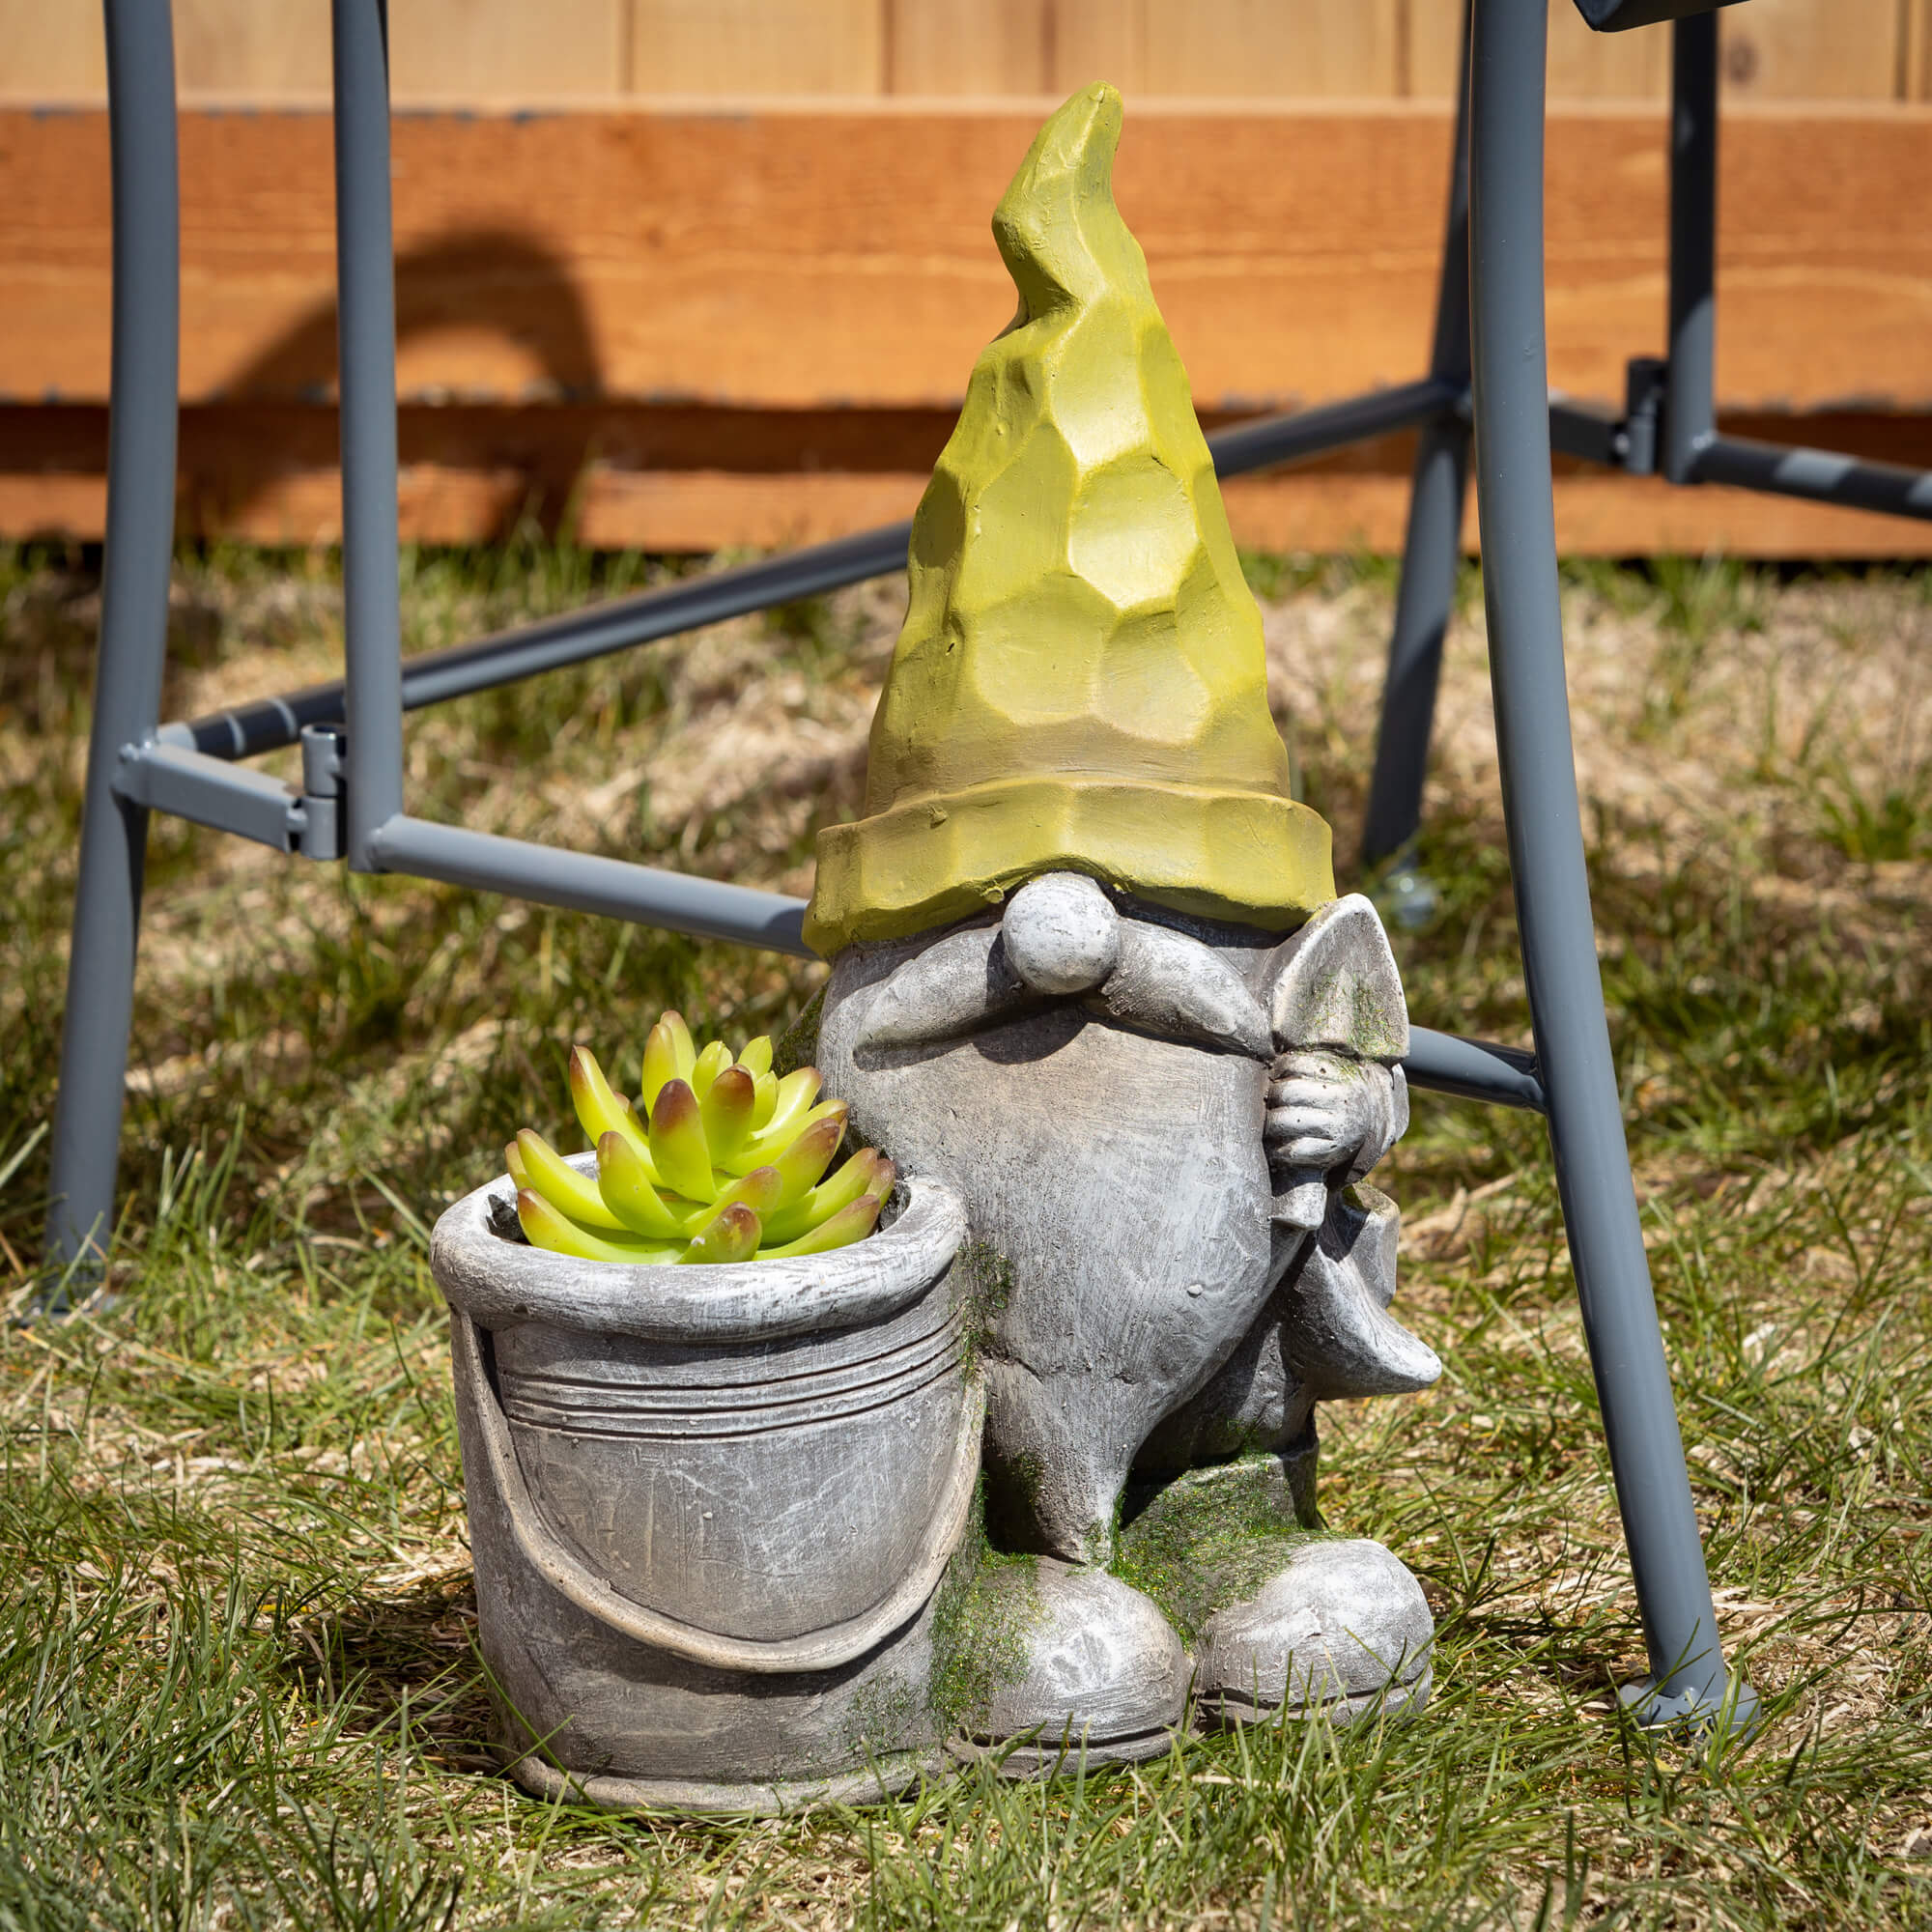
[
  {"left": 59, "top": 0, "right": 1924, "bottom": 1730},
  {"left": 166, "top": 379, "right": 1463, "bottom": 766}
]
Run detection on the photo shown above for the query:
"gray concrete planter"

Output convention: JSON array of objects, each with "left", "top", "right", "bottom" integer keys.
[{"left": 431, "top": 1166, "right": 980, "bottom": 1815}]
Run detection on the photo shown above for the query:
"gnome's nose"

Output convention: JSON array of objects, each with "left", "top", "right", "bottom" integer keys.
[{"left": 1002, "top": 873, "right": 1120, "bottom": 996}]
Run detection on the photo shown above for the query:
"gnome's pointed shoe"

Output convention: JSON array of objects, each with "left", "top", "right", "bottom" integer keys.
[
  {"left": 1194, "top": 1539, "right": 1435, "bottom": 1727},
  {"left": 954, "top": 1560, "right": 1189, "bottom": 1775}
]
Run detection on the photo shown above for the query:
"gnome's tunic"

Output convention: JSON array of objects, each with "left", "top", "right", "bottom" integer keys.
[{"left": 806, "top": 86, "right": 1437, "bottom": 1568}]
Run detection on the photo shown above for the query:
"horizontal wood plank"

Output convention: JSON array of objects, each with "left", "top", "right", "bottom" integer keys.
[
  {"left": 8, "top": 1, "right": 1916, "bottom": 106},
  {"left": 6, "top": 101, "right": 1931, "bottom": 418},
  {"left": 170, "top": 0, "right": 332, "bottom": 98},
  {"left": 0, "top": 1, "right": 106, "bottom": 99},
  {"left": 887, "top": 0, "right": 1053, "bottom": 96},
  {"left": 1911, "top": 0, "right": 1932, "bottom": 102},
  {"left": 396, "top": 0, "right": 627, "bottom": 100},
  {"left": 1717, "top": 0, "right": 1901, "bottom": 102},
  {"left": 5, "top": 97, "right": 1931, "bottom": 556}
]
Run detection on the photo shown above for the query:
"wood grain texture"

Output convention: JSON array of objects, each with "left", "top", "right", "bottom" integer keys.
[
  {"left": 1402, "top": 0, "right": 1464, "bottom": 100},
  {"left": 887, "top": 0, "right": 1052, "bottom": 96},
  {"left": 6, "top": 101, "right": 1929, "bottom": 415},
  {"left": 390, "top": 0, "right": 626, "bottom": 100},
  {"left": 1050, "top": 0, "right": 1146, "bottom": 95},
  {"left": 1906, "top": 0, "right": 1932, "bottom": 101},
  {"left": 1719, "top": 0, "right": 1901, "bottom": 101},
  {"left": 0, "top": 0, "right": 105, "bottom": 99},
  {"left": 173, "top": 0, "right": 330, "bottom": 98},
  {"left": 8, "top": 96, "right": 1931, "bottom": 555},
  {"left": 5, "top": 0, "right": 1918, "bottom": 104},
  {"left": 1546, "top": 0, "right": 1668, "bottom": 100},
  {"left": 628, "top": 0, "right": 883, "bottom": 94},
  {"left": 1140, "top": 0, "right": 1400, "bottom": 99},
  {"left": 1047, "top": 1, "right": 1401, "bottom": 99},
  {"left": 1407, "top": 1, "right": 1674, "bottom": 102}
]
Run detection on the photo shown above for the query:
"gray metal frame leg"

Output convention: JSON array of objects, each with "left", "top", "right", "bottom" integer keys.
[
  {"left": 1662, "top": 11, "right": 1718, "bottom": 484},
  {"left": 1468, "top": 0, "right": 1752, "bottom": 1729},
  {"left": 332, "top": 0, "right": 406, "bottom": 867},
  {"left": 1360, "top": 0, "right": 1474, "bottom": 876},
  {"left": 44, "top": 0, "right": 182, "bottom": 1275}
]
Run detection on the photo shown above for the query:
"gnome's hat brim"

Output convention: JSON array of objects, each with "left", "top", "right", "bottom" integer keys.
[{"left": 805, "top": 85, "right": 1335, "bottom": 957}]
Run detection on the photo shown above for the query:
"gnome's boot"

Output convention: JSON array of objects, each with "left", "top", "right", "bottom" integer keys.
[
  {"left": 952, "top": 1560, "right": 1189, "bottom": 1774},
  {"left": 1196, "top": 1540, "right": 1435, "bottom": 1726}
]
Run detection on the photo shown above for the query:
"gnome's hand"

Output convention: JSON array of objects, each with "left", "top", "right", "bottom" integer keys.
[{"left": 1264, "top": 1052, "right": 1406, "bottom": 1185}]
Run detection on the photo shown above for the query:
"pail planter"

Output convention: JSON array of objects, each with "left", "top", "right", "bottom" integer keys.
[{"left": 431, "top": 1166, "right": 979, "bottom": 1815}]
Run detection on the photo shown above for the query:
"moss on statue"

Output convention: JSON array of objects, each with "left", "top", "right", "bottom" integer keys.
[
  {"left": 1112, "top": 1454, "right": 1324, "bottom": 1643},
  {"left": 838, "top": 1669, "right": 936, "bottom": 1768},
  {"left": 925, "top": 1479, "right": 1042, "bottom": 1741},
  {"left": 953, "top": 1238, "right": 1015, "bottom": 1378},
  {"left": 772, "top": 984, "right": 825, "bottom": 1081}
]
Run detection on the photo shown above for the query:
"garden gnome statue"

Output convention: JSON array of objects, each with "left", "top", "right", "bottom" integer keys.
[{"left": 809, "top": 84, "right": 1440, "bottom": 1761}]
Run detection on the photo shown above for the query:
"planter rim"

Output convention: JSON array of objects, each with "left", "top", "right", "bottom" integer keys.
[{"left": 431, "top": 1167, "right": 966, "bottom": 1345}]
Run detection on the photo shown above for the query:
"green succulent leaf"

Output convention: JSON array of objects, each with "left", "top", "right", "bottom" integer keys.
[
  {"left": 730, "top": 1097, "right": 849, "bottom": 1177},
  {"left": 760, "top": 1192, "right": 884, "bottom": 1260},
  {"left": 662, "top": 1011, "right": 697, "bottom": 1082},
  {"left": 680, "top": 1201, "right": 761, "bottom": 1264},
  {"left": 760, "top": 1067, "right": 823, "bottom": 1142},
  {"left": 515, "top": 1128, "right": 631, "bottom": 1232},
  {"left": 691, "top": 1038, "right": 734, "bottom": 1100},
  {"left": 517, "top": 1188, "right": 680, "bottom": 1264},
  {"left": 699, "top": 1065, "right": 758, "bottom": 1163},
  {"left": 770, "top": 1113, "right": 844, "bottom": 1206},
  {"left": 647, "top": 1078, "right": 714, "bottom": 1202},
  {"left": 596, "top": 1132, "right": 684, "bottom": 1237},
  {"left": 761, "top": 1151, "right": 893, "bottom": 1246},
  {"left": 680, "top": 1165, "right": 782, "bottom": 1239},
  {"left": 570, "top": 1045, "right": 648, "bottom": 1156},
  {"left": 639, "top": 1016, "right": 683, "bottom": 1120}
]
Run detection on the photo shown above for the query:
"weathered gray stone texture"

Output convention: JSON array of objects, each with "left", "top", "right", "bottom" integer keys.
[
  {"left": 818, "top": 880, "right": 1440, "bottom": 1569},
  {"left": 433, "top": 1173, "right": 979, "bottom": 1812}
]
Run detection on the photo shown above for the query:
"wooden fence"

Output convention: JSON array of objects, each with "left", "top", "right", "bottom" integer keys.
[
  {"left": 5, "top": 0, "right": 1931, "bottom": 554},
  {"left": 11, "top": 0, "right": 1931, "bottom": 104}
]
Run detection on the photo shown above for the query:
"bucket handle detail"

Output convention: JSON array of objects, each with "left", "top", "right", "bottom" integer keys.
[{"left": 453, "top": 1311, "right": 985, "bottom": 1675}]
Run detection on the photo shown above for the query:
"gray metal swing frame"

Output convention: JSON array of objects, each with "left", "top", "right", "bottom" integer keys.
[{"left": 58, "top": 0, "right": 1931, "bottom": 1728}]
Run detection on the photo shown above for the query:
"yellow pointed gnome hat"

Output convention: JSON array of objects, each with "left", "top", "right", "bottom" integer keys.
[{"left": 804, "top": 84, "right": 1335, "bottom": 957}]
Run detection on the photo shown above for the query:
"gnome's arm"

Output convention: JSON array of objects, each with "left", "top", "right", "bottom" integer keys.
[
  {"left": 1260, "top": 895, "right": 1411, "bottom": 1232},
  {"left": 1252, "top": 895, "right": 1438, "bottom": 1406}
]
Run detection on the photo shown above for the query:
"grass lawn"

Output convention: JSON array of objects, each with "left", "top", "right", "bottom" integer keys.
[{"left": 3, "top": 538, "right": 1932, "bottom": 1928}]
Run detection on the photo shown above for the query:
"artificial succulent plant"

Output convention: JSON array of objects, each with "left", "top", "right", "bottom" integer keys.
[{"left": 505, "top": 1010, "right": 893, "bottom": 1264}]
